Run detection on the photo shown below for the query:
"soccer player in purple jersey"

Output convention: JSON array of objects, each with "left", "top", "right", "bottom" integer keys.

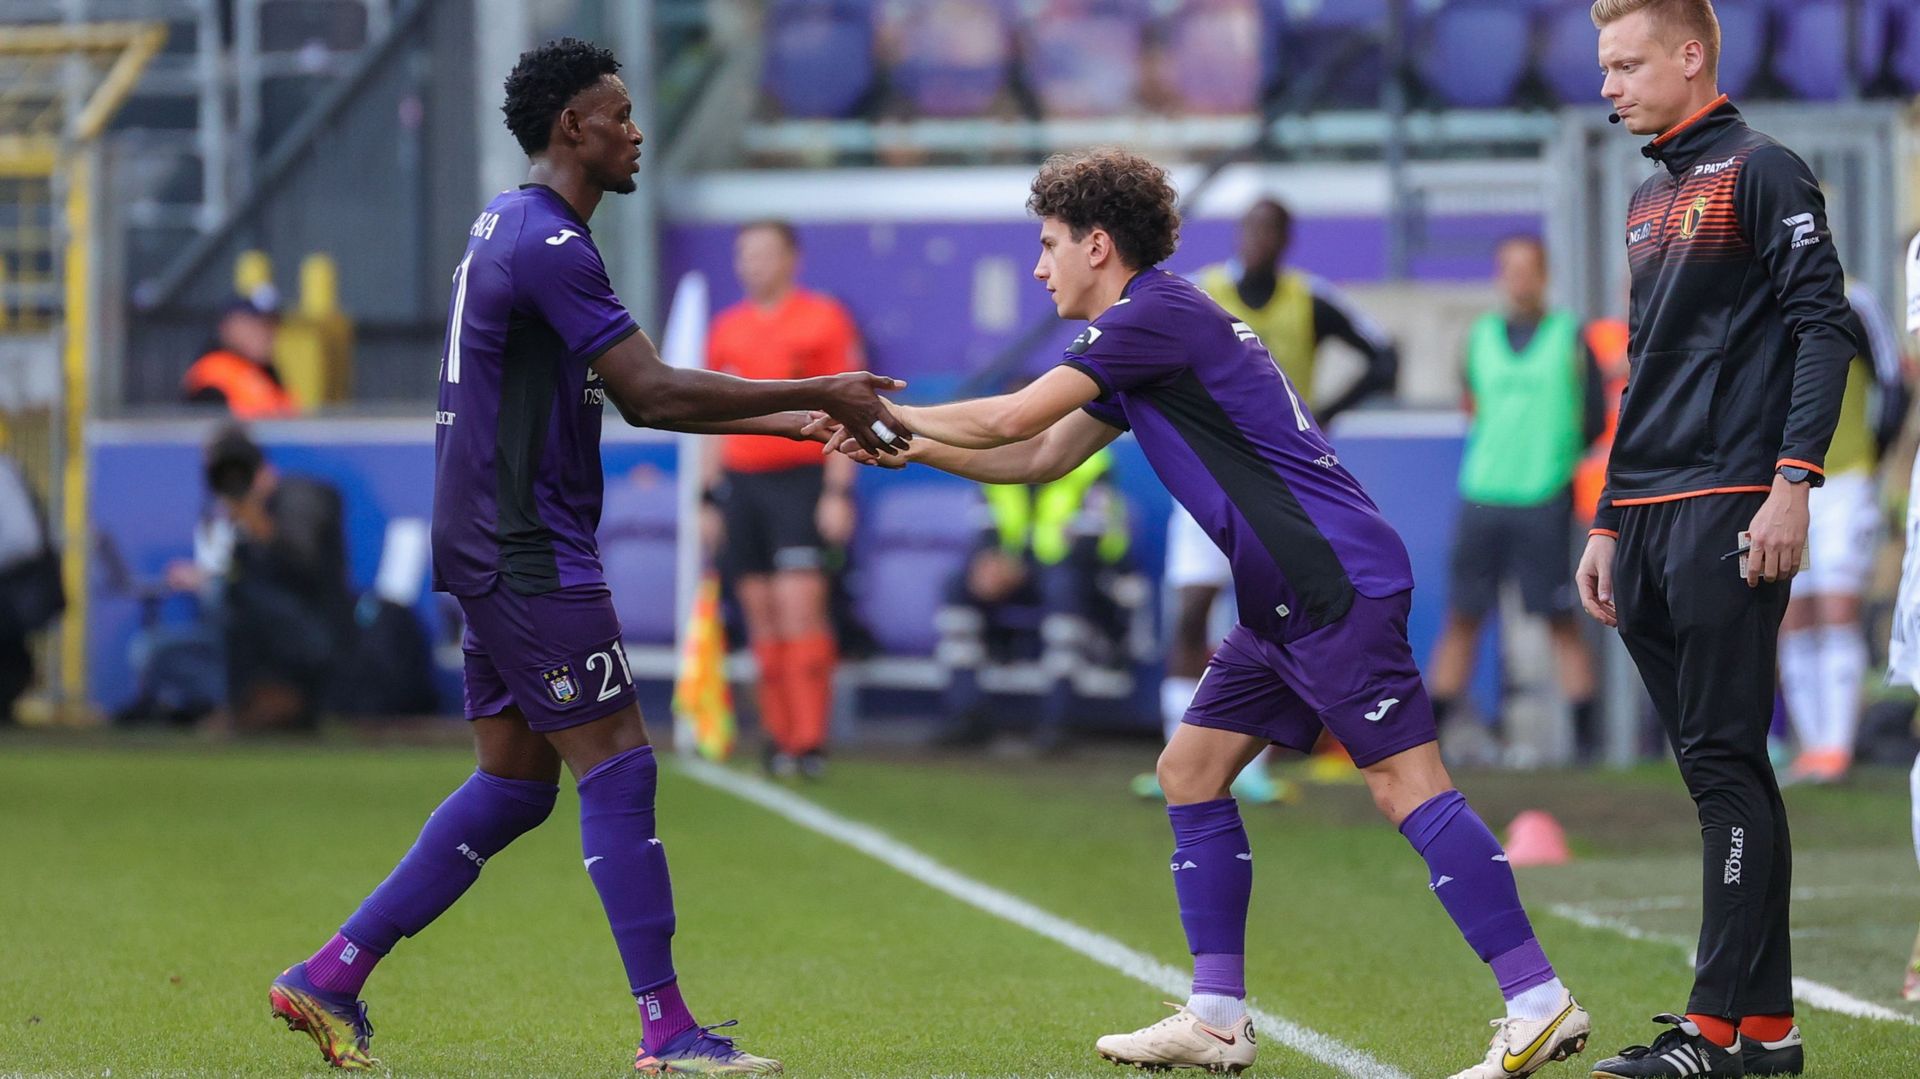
[
  {"left": 266, "top": 39, "right": 905, "bottom": 1075},
  {"left": 824, "top": 149, "right": 1592, "bottom": 1078}
]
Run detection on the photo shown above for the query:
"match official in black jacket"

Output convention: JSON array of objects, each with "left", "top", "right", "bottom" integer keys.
[{"left": 1578, "top": 2, "right": 1857, "bottom": 1075}]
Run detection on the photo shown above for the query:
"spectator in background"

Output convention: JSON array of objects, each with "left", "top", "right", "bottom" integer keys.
[
  {"left": 1148, "top": 196, "right": 1400, "bottom": 798},
  {"left": 934, "top": 439, "right": 1138, "bottom": 751},
  {"left": 1428, "top": 235, "right": 1605, "bottom": 763},
  {"left": 192, "top": 426, "right": 350, "bottom": 731},
  {"left": 1776, "top": 282, "right": 1910, "bottom": 784},
  {"left": 0, "top": 452, "right": 63, "bottom": 725},
  {"left": 181, "top": 297, "right": 302, "bottom": 420},
  {"left": 705, "top": 219, "right": 861, "bottom": 778},
  {"left": 1889, "top": 225, "right": 1920, "bottom": 1003},
  {"left": 1572, "top": 315, "right": 1630, "bottom": 527}
]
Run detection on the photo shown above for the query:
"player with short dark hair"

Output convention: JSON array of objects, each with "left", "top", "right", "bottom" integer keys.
[
  {"left": 821, "top": 147, "right": 1591, "bottom": 1079},
  {"left": 1579, "top": 2, "right": 1857, "bottom": 1074},
  {"left": 266, "top": 37, "right": 903, "bottom": 1075}
]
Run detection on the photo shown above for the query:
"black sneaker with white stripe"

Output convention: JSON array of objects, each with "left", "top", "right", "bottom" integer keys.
[
  {"left": 1591, "top": 1014, "right": 1743, "bottom": 1077},
  {"left": 1740, "top": 1023, "right": 1802, "bottom": 1076}
]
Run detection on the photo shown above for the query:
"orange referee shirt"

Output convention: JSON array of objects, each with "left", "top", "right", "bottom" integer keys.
[{"left": 708, "top": 288, "right": 860, "bottom": 473}]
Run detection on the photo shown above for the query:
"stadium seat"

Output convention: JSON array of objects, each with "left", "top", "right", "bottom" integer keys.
[
  {"left": 1711, "top": 2, "right": 1769, "bottom": 98},
  {"left": 1019, "top": 1, "right": 1149, "bottom": 117},
  {"left": 1770, "top": 0, "right": 1891, "bottom": 101},
  {"left": 764, "top": 0, "right": 877, "bottom": 118},
  {"left": 600, "top": 472, "right": 681, "bottom": 646},
  {"left": 1417, "top": 3, "right": 1533, "bottom": 108},
  {"left": 1276, "top": 0, "right": 1388, "bottom": 108},
  {"left": 1892, "top": 3, "right": 1920, "bottom": 92},
  {"left": 853, "top": 484, "right": 978, "bottom": 655},
  {"left": 1161, "top": 0, "right": 1267, "bottom": 114},
  {"left": 885, "top": 0, "right": 1014, "bottom": 118}
]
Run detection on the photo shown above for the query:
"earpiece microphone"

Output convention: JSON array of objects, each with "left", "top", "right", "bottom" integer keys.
[{"left": 1608, "top": 112, "right": 1622, "bottom": 124}]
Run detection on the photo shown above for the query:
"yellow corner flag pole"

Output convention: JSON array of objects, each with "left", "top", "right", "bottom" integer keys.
[{"left": 671, "top": 574, "right": 735, "bottom": 762}]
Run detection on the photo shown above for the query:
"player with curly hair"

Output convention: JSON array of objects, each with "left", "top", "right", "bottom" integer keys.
[
  {"left": 265, "top": 37, "right": 907, "bottom": 1075},
  {"left": 819, "top": 147, "right": 1590, "bottom": 1078}
]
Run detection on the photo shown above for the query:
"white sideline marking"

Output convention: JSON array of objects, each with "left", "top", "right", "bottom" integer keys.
[
  {"left": 1547, "top": 903, "right": 1919, "bottom": 1026},
  {"left": 678, "top": 757, "right": 1410, "bottom": 1079}
]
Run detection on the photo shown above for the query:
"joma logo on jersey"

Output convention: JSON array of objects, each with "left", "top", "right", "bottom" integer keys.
[
  {"left": 544, "top": 666, "right": 580, "bottom": 705},
  {"left": 469, "top": 211, "right": 499, "bottom": 240},
  {"left": 1679, "top": 195, "right": 1711, "bottom": 240}
]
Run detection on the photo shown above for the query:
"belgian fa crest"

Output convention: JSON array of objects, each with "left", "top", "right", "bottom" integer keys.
[
  {"left": 544, "top": 665, "right": 580, "bottom": 705},
  {"left": 1679, "top": 195, "right": 1710, "bottom": 240}
]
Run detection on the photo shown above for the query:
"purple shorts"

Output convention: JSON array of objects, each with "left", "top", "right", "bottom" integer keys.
[
  {"left": 458, "top": 582, "right": 636, "bottom": 732},
  {"left": 1184, "top": 590, "right": 1437, "bottom": 768}
]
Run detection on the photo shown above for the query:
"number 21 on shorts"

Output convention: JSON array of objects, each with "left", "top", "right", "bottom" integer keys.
[{"left": 587, "top": 642, "right": 634, "bottom": 702}]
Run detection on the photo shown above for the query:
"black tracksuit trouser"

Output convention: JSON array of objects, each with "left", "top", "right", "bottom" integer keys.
[{"left": 1612, "top": 491, "right": 1794, "bottom": 1019}]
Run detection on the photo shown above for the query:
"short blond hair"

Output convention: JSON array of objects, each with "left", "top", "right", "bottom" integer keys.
[{"left": 1591, "top": 0, "right": 1721, "bottom": 77}]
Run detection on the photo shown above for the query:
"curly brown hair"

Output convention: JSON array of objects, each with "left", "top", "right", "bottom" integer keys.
[{"left": 1027, "top": 148, "right": 1180, "bottom": 270}]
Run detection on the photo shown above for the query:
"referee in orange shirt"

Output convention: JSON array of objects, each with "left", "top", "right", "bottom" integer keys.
[{"left": 706, "top": 220, "right": 862, "bottom": 778}]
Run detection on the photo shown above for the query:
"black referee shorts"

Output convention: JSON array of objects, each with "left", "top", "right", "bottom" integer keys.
[
  {"left": 1446, "top": 492, "right": 1576, "bottom": 620},
  {"left": 720, "top": 466, "right": 827, "bottom": 576},
  {"left": 1612, "top": 490, "right": 1793, "bottom": 1019}
]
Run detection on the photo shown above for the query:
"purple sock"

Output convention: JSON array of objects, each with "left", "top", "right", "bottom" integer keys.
[
  {"left": 304, "top": 933, "right": 376, "bottom": 997},
  {"left": 578, "top": 746, "right": 689, "bottom": 1030},
  {"left": 312, "top": 770, "right": 556, "bottom": 996},
  {"left": 1399, "top": 790, "right": 1554, "bottom": 996},
  {"left": 1167, "top": 798, "right": 1252, "bottom": 998},
  {"left": 638, "top": 981, "right": 698, "bottom": 1054}
]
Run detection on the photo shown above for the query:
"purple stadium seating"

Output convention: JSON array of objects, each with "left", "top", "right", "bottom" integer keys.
[
  {"left": 763, "top": 0, "right": 877, "bottom": 118},
  {"left": 853, "top": 485, "right": 979, "bottom": 655},
  {"left": 1277, "top": 0, "right": 1388, "bottom": 107},
  {"left": 1418, "top": 3, "right": 1533, "bottom": 108},
  {"left": 600, "top": 472, "right": 681, "bottom": 645},
  {"left": 1893, "top": 3, "right": 1920, "bottom": 92},
  {"left": 1162, "top": 0, "right": 1266, "bottom": 114},
  {"left": 886, "top": 0, "right": 1015, "bottom": 118},
  {"left": 1770, "top": 0, "right": 1891, "bottom": 101},
  {"left": 1020, "top": 1, "right": 1149, "bottom": 117}
]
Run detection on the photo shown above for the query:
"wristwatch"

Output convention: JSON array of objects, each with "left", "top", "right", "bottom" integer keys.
[{"left": 1776, "top": 464, "right": 1822, "bottom": 487}]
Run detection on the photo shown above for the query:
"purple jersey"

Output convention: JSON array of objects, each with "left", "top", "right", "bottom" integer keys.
[
  {"left": 1066, "top": 270, "right": 1412, "bottom": 641},
  {"left": 431, "top": 184, "right": 639, "bottom": 597}
]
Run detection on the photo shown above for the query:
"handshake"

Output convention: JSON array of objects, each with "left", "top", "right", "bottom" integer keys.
[{"left": 795, "top": 370, "right": 918, "bottom": 467}]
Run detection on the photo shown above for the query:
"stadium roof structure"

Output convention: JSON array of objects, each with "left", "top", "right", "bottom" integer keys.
[{"left": 0, "top": 20, "right": 166, "bottom": 175}]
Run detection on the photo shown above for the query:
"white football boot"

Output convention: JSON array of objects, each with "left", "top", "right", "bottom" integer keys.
[
  {"left": 1095, "top": 1003, "right": 1256, "bottom": 1074},
  {"left": 1447, "top": 988, "right": 1590, "bottom": 1078}
]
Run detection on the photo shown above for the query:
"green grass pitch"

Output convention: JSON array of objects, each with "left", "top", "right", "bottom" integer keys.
[{"left": 2, "top": 737, "right": 1916, "bottom": 1077}]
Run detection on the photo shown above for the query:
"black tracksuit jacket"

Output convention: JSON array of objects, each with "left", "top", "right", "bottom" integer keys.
[{"left": 1592, "top": 97, "right": 1857, "bottom": 536}]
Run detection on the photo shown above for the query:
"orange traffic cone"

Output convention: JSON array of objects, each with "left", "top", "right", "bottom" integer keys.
[{"left": 1503, "top": 810, "right": 1572, "bottom": 867}]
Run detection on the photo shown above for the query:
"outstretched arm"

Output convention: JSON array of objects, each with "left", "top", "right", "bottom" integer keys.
[
  {"left": 591, "top": 330, "right": 906, "bottom": 454},
  {"left": 886, "top": 366, "right": 1103, "bottom": 449},
  {"left": 870, "top": 409, "right": 1121, "bottom": 484},
  {"left": 649, "top": 412, "right": 822, "bottom": 439},
  {"left": 840, "top": 408, "right": 1120, "bottom": 484}
]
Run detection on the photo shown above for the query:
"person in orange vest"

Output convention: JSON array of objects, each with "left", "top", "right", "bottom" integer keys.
[
  {"left": 1572, "top": 317, "right": 1629, "bottom": 525},
  {"left": 181, "top": 298, "right": 302, "bottom": 419}
]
